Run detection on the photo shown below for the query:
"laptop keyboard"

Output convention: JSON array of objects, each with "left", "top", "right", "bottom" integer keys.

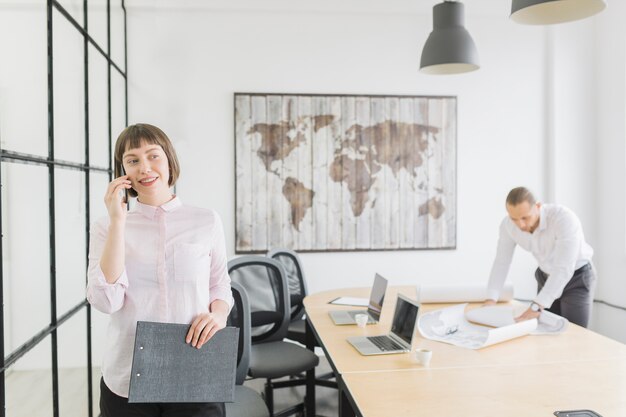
[{"left": 367, "top": 335, "right": 404, "bottom": 351}]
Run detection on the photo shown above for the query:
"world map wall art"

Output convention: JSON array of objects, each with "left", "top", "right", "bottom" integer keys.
[{"left": 234, "top": 93, "right": 456, "bottom": 253}]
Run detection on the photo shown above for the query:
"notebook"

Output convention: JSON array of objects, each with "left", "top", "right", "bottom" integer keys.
[
  {"left": 347, "top": 294, "right": 420, "bottom": 356},
  {"left": 128, "top": 321, "right": 239, "bottom": 403},
  {"left": 328, "top": 274, "right": 388, "bottom": 325}
]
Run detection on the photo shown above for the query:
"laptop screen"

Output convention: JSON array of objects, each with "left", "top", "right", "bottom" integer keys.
[
  {"left": 366, "top": 274, "right": 388, "bottom": 321},
  {"left": 390, "top": 295, "right": 419, "bottom": 346}
]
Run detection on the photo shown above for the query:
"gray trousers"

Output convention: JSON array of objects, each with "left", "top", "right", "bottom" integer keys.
[{"left": 535, "top": 263, "right": 596, "bottom": 328}]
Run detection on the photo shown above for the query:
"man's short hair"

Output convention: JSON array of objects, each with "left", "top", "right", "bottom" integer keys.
[{"left": 506, "top": 187, "right": 536, "bottom": 207}]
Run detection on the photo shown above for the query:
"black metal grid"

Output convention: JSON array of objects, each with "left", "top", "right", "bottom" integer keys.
[{"left": 0, "top": 1, "right": 127, "bottom": 416}]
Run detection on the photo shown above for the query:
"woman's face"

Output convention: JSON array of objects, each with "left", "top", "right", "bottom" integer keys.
[{"left": 122, "top": 141, "right": 171, "bottom": 204}]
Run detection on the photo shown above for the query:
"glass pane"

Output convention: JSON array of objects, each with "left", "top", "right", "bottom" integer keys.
[
  {"left": 55, "top": 167, "right": 87, "bottom": 317},
  {"left": 53, "top": 9, "right": 85, "bottom": 164},
  {"left": 89, "top": 171, "right": 110, "bottom": 223},
  {"left": 88, "top": 43, "right": 110, "bottom": 168},
  {"left": 87, "top": 0, "right": 108, "bottom": 53},
  {"left": 2, "top": 163, "right": 51, "bottom": 350},
  {"left": 111, "top": 70, "right": 126, "bottom": 145},
  {"left": 56, "top": 0, "right": 83, "bottom": 27},
  {"left": 90, "top": 307, "right": 109, "bottom": 417},
  {"left": 58, "top": 309, "right": 96, "bottom": 417},
  {"left": 0, "top": 2, "right": 48, "bottom": 156},
  {"left": 110, "top": 0, "right": 125, "bottom": 72},
  {"left": 5, "top": 336, "right": 53, "bottom": 417}
]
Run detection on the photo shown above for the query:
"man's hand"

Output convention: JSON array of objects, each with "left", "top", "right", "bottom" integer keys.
[{"left": 515, "top": 307, "right": 541, "bottom": 322}]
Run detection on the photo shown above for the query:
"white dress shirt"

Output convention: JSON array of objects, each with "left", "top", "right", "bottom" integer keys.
[
  {"left": 487, "top": 204, "right": 593, "bottom": 308},
  {"left": 87, "top": 197, "right": 233, "bottom": 398}
]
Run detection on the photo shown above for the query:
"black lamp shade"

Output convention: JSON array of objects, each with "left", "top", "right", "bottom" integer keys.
[{"left": 420, "top": 1, "right": 479, "bottom": 75}]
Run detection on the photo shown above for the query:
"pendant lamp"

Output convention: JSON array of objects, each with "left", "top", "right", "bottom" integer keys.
[
  {"left": 511, "top": 0, "right": 606, "bottom": 25},
  {"left": 420, "top": 1, "right": 479, "bottom": 75}
]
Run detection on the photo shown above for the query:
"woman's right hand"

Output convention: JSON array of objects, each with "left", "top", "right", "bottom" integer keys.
[{"left": 104, "top": 176, "right": 132, "bottom": 221}]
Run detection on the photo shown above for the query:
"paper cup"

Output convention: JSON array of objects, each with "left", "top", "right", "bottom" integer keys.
[
  {"left": 414, "top": 348, "right": 432, "bottom": 366},
  {"left": 355, "top": 313, "right": 369, "bottom": 328}
]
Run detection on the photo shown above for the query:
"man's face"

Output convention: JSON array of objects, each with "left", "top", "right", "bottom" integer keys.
[{"left": 506, "top": 201, "right": 541, "bottom": 233}]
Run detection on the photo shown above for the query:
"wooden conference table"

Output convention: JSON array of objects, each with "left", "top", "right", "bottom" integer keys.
[{"left": 303, "top": 286, "right": 626, "bottom": 417}]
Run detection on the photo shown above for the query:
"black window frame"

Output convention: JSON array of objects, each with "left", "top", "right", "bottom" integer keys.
[{"left": 0, "top": 1, "right": 128, "bottom": 416}]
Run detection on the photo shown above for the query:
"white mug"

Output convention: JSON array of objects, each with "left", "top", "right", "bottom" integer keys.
[
  {"left": 414, "top": 348, "right": 433, "bottom": 366},
  {"left": 354, "top": 313, "right": 369, "bottom": 328}
]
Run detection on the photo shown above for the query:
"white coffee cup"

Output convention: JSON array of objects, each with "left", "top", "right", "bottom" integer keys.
[
  {"left": 354, "top": 313, "right": 369, "bottom": 328},
  {"left": 414, "top": 348, "right": 432, "bottom": 366}
]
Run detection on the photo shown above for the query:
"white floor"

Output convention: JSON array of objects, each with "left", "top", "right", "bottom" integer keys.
[
  {"left": 4, "top": 358, "right": 338, "bottom": 417},
  {"left": 5, "top": 367, "right": 101, "bottom": 417}
]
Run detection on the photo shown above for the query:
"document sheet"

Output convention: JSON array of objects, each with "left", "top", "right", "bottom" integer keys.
[{"left": 418, "top": 303, "right": 568, "bottom": 349}]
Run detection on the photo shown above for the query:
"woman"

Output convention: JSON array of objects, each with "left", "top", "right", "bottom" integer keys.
[{"left": 87, "top": 123, "right": 232, "bottom": 417}]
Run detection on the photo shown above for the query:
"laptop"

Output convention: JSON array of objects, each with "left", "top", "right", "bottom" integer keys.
[
  {"left": 328, "top": 274, "right": 388, "bottom": 325},
  {"left": 347, "top": 294, "right": 420, "bottom": 356}
]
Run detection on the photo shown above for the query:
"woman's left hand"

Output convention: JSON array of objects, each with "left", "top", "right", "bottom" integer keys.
[{"left": 186, "top": 311, "right": 228, "bottom": 349}]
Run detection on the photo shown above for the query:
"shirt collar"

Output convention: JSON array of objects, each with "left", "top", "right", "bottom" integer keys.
[
  {"left": 535, "top": 204, "right": 547, "bottom": 232},
  {"left": 134, "top": 195, "right": 182, "bottom": 219}
]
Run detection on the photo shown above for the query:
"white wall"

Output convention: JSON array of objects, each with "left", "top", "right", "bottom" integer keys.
[
  {"left": 591, "top": 0, "right": 626, "bottom": 342},
  {"left": 125, "top": 0, "right": 546, "bottom": 300}
]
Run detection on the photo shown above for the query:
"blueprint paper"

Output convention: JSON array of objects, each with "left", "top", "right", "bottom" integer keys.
[
  {"left": 418, "top": 304, "right": 537, "bottom": 349},
  {"left": 465, "top": 305, "right": 569, "bottom": 335},
  {"left": 418, "top": 284, "right": 514, "bottom": 303}
]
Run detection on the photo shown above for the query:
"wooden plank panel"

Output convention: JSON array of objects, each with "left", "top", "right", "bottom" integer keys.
[
  {"left": 249, "top": 95, "right": 268, "bottom": 251},
  {"left": 355, "top": 96, "right": 372, "bottom": 250},
  {"left": 442, "top": 98, "right": 457, "bottom": 247},
  {"left": 296, "top": 96, "right": 314, "bottom": 250},
  {"left": 427, "top": 98, "right": 444, "bottom": 248},
  {"left": 413, "top": 97, "right": 429, "bottom": 248},
  {"left": 398, "top": 97, "right": 415, "bottom": 249},
  {"left": 327, "top": 96, "right": 343, "bottom": 250},
  {"left": 266, "top": 95, "right": 284, "bottom": 250},
  {"left": 312, "top": 96, "right": 329, "bottom": 250},
  {"left": 234, "top": 94, "right": 252, "bottom": 252},
  {"left": 369, "top": 97, "right": 385, "bottom": 249},
  {"left": 341, "top": 96, "right": 357, "bottom": 249},
  {"left": 385, "top": 97, "right": 400, "bottom": 249}
]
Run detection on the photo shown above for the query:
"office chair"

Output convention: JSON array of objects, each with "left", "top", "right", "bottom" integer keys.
[
  {"left": 267, "top": 248, "right": 338, "bottom": 390},
  {"left": 227, "top": 256, "right": 319, "bottom": 417},
  {"left": 225, "top": 282, "right": 270, "bottom": 417},
  {"left": 266, "top": 248, "right": 308, "bottom": 344}
]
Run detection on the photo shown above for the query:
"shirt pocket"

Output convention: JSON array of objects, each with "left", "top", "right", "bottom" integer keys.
[{"left": 174, "top": 243, "right": 211, "bottom": 283}]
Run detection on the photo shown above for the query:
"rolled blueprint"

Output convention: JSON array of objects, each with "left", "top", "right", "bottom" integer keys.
[{"left": 418, "top": 283, "right": 514, "bottom": 303}]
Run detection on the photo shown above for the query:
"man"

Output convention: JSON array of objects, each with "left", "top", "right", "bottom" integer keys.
[{"left": 485, "top": 187, "right": 596, "bottom": 327}]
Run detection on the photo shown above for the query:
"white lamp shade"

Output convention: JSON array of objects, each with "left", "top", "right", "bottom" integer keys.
[
  {"left": 511, "top": 0, "right": 607, "bottom": 25},
  {"left": 420, "top": 2, "right": 479, "bottom": 75}
]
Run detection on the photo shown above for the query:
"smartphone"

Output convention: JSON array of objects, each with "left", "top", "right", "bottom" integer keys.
[
  {"left": 554, "top": 410, "right": 603, "bottom": 417},
  {"left": 121, "top": 166, "right": 129, "bottom": 204}
]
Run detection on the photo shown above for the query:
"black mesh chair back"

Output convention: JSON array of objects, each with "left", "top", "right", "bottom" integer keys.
[
  {"left": 227, "top": 282, "right": 251, "bottom": 385},
  {"left": 226, "top": 282, "right": 270, "bottom": 417},
  {"left": 267, "top": 248, "right": 308, "bottom": 323},
  {"left": 227, "top": 256, "right": 290, "bottom": 344}
]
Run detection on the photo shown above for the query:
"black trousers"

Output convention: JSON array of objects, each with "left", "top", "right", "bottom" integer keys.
[
  {"left": 535, "top": 263, "right": 596, "bottom": 328},
  {"left": 100, "top": 378, "right": 225, "bottom": 417}
]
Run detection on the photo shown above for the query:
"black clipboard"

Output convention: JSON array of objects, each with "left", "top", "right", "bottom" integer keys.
[{"left": 128, "top": 321, "right": 239, "bottom": 403}]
